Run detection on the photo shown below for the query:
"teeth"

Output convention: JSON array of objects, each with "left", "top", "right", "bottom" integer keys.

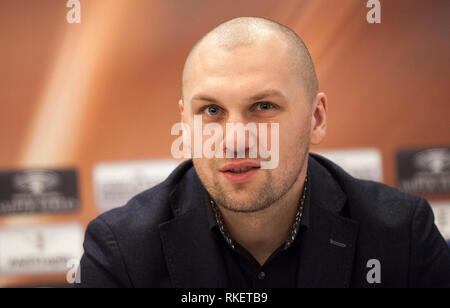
[{"left": 229, "top": 167, "right": 253, "bottom": 173}]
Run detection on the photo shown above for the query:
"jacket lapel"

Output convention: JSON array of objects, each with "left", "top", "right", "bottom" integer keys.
[
  {"left": 159, "top": 167, "right": 229, "bottom": 288},
  {"left": 296, "top": 156, "right": 359, "bottom": 288}
]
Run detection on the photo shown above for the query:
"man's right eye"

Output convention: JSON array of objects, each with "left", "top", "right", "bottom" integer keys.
[{"left": 204, "top": 105, "right": 221, "bottom": 116}]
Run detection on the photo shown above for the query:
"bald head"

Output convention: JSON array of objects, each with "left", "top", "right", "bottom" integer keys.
[{"left": 182, "top": 17, "right": 318, "bottom": 103}]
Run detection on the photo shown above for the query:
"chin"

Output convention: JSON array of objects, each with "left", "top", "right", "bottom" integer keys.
[
  {"left": 224, "top": 203, "right": 269, "bottom": 213},
  {"left": 217, "top": 192, "right": 268, "bottom": 213}
]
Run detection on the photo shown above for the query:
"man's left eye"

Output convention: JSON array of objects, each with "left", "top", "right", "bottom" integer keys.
[{"left": 255, "top": 102, "right": 275, "bottom": 110}]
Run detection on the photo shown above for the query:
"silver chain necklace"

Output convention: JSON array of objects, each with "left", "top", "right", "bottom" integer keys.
[{"left": 209, "top": 173, "right": 308, "bottom": 251}]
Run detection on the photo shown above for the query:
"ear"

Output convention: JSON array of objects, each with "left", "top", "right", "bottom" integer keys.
[
  {"left": 310, "top": 92, "right": 327, "bottom": 145},
  {"left": 178, "top": 99, "right": 184, "bottom": 121}
]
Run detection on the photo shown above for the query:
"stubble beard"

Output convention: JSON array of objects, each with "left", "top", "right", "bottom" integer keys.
[{"left": 194, "top": 142, "right": 310, "bottom": 214}]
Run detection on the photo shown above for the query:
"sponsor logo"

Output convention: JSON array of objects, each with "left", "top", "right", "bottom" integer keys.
[
  {"left": 431, "top": 201, "right": 450, "bottom": 243},
  {"left": 414, "top": 149, "right": 450, "bottom": 174},
  {"left": 317, "top": 148, "right": 383, "bottom": 182},
  {"left": 13, "top": 170, "right": 59, "bottom": 195},
  {"left": 0, "top": 168, "right": 80, "bottom": 215},
  {"left": 93, "top": 160, "right": 178, "bottom": 212},
  {"left": 397, "top": 147, "right": 450, "bottom": 194},
  {"left": 0, "top": 224, "right": 83, "bottom": 275}
]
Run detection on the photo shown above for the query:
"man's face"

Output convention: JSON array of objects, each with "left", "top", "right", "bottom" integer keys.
[{"left": 181, "top": 35, "right": 313, "bottom": 213}]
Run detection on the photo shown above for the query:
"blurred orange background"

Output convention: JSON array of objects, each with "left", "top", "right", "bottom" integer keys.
[{"left": 0, "top": 0, "right": 449, "bottom": 287}]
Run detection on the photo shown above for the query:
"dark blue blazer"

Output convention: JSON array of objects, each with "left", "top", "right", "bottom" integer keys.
[{"left": 78, "top": 154, "right": 450, "bottom": 288}]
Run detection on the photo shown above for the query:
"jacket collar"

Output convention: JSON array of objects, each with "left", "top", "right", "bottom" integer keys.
[
  {"left": 296, "top": 154, "right": 359, "bottom": 287},
  {"left": 159, "top": 165, "right": 229, "bottom": 287},
  {"left": 159, "top": 155, "right": 358, "bottom": 288}
]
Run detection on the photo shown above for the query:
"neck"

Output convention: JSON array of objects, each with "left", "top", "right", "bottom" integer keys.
[{"left": 217, "top": 166, "right": 307, "bottom": 265}]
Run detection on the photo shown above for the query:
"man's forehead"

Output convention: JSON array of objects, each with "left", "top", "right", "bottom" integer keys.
[
  {"left": 181, "top": 17, "right": 318, "bottom": 103},
  {"left": 191, "top": 33, "right": 290, "bottom": 71},
  {"left": 184, "top": 38, "right": 294, "bottom": 93},
  {"left": 182, "top": 44, "right": 303, "bottom": 105}
]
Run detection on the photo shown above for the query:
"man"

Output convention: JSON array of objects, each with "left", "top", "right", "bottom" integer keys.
[{"left": 78, "top": 17, "right": 450, "bottom": 288}]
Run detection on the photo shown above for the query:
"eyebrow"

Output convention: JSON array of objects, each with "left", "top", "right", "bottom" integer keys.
[
  {"left": 191, "top": 94, "right": 219, "bottom": 104},
  {"left": 191, "top": 89, "right": 286, "bottom": 104},
  {"left": 248, "top": 89, "right": 286, "bottom": 101}
]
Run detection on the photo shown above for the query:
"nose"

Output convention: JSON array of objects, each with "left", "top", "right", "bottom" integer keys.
[{"left": 223, "top": 113, "right": 258, "bottom": 159}]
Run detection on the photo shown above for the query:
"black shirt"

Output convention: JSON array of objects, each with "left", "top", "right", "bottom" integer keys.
[{"left": 205, "top": 181, "right": 310, "bottom": 288}]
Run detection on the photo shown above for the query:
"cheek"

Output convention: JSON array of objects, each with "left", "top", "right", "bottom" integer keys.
[
  {"left": 193, "top": 157, "right": 217, "bottom": 178},
  {"left": 279, "top": 122, "right": 310, "bottom": 155}
]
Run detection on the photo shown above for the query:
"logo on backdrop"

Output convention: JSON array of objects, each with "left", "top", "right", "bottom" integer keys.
[
  {"left": 430, "top": 202, "right": 450, "bottom": 247},
  {"left": 0, "top": 224, "right": 83, "bottom": 276},
  {"left": 318, "top": 148, "right": 383, "bottom": 182},
  {"left": 93, "top": 160, "right": 178, "bottom": 213},
  {"left": 13, "top": 170, "right": 60, "bottom": 195},
  {"left": 0, "top": 168, "right": 80, "bottom": 215},
  {"left": 414, "top": 149, "right": 450, "bottom": 174},
  {"left": 396, "top": 147, "right": 450, "bottom": 194}
]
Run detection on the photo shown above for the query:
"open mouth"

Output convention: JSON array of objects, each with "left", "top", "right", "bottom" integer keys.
[
  {"left": 225, "top": 166, "right": 259, "bottom": 174},
  {"left": 220, "top": 162, "right": 261, "bottom": 183}
]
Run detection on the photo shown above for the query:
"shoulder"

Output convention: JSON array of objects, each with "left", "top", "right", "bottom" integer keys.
[
  {"left": 310, "top": 153, "right": 422, "bottom": 227},
  {"left": 88, "top": 160, "right": 194, "bottom": 240},
  {"left": 310, "top": 154, "right": 450, "bottom": 287}
]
